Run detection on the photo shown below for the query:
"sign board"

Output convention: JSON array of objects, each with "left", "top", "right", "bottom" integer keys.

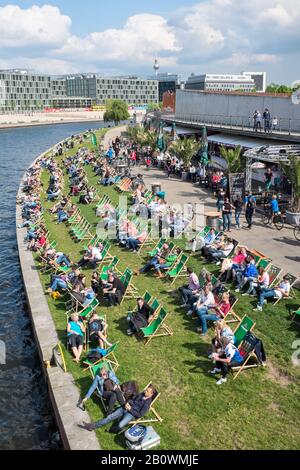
[
  {"left": 162, "top": 91, "right": 176, "bottom": 113},
  {"left": 229, "top": 172, "right": 245, "bottom": 199}
]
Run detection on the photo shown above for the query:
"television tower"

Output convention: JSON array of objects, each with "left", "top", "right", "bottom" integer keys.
[{"left": 153, "top": 58, "right": 160, "bottom": 77}]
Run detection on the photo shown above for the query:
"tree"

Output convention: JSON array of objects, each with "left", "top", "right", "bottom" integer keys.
[
  {"left": 104, "top": 99, "right": 129, "bottom": 125},
  {"left": 214, "top": 145, "right": 244, "bottom": 173},
  {"left": 147, "top": 102, "right": 162, "bottom": 111},
  {"left": 169, "top": 137, "right": 201, "bottom": 168},
  {"left": 280, "top": 156, "right": 300, "bottom": 212},
  {"left": 266, "top": 83, "right": 292, "bottom": 94}
]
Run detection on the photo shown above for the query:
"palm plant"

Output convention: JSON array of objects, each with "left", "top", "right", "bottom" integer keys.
[
  {"left": 280, "top": 156, "right": 300, "bottom": 212},
  {"left": 169, "top": 137, "right": 201, "bottom": 168},
  {"left": 214, "top": 145, "right": 244, "bottom": 173}
]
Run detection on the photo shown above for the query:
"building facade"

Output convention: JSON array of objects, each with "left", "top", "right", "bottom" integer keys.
[
  {"left": 0, "top": 70, "right": 159, "bottom": 111},
  {"left": 148, "top": 73, "right": 183, "bottom": 102},
  {"left": 185, "top": 73, "right": 257, "bottom": 92},
  {"left": 0, "top": 69, "right": 51, "bottom": 111}
]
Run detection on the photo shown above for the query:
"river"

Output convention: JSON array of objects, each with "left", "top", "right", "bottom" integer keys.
[{"left": 0, "top": 120, "right": 107, "bottom": 450}]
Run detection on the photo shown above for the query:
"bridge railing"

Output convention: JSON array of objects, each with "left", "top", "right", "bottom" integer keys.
[{"left": 170, "top": 114, "right": 300, "bottom": 134}]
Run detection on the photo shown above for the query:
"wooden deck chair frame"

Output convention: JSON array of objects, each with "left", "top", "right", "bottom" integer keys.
[
  {"left": 231, "top": 337, "right": 261, "bottom": 380},
  {"left": 167, "top": 254, "right": 189, "bottom": 286},
  {"left": 267, "top": 264, "right": 283, "bottom": 288},
  {"left": 291, "top": 308, "right": 300, "bottom": 324},
  {"left": 129, "top": 382, "right": 163, "bottom": 425},
  {"left": 121, "top": 274, "right": 140, "bottom": 303}
]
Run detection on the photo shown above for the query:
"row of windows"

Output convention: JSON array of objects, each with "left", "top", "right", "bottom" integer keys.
[{"left": 0, "top": 74, "right": 49, "bottom": 82}]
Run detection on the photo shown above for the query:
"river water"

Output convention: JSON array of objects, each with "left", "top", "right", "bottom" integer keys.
[{"left": 0, "top": 120, "right": 107, "bottom": 450}]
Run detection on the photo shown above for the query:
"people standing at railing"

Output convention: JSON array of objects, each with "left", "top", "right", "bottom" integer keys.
[
  {"left": 253, "top": 110, "right": 262, "bottom": 132},
  {"left": 263, "top": 109, "right": 271, "bottom": 133},
  {"left": 271, "top": 116, "right": 278, "bottom": 131}
]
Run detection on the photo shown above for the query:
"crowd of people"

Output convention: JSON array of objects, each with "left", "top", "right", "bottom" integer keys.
[{"left": 16, "top": 128, "right": 293, "bottom": 436}]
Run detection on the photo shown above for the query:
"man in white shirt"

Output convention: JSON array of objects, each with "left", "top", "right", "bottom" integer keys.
[
  {"left": 253, "top": 276, "right": 291, "bottom": 311},
  {"left": 187, "top": 285, "right": 215, "bottom": 316}
]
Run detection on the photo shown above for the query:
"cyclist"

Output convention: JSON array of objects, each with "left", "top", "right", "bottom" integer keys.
[{"left": 270, "top": 195, "right": 280, "bottom": 225}]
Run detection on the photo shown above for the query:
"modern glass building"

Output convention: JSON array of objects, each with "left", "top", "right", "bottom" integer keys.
[{"left": 185, "top": 73, "right": 258, "bottom": 92}]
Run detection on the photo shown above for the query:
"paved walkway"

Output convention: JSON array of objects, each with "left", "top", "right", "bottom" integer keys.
[{"left": 104, "top": 127, "right": 300, "bottom": 278}]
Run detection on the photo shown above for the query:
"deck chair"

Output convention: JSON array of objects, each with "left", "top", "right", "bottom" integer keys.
[
  {"left": 273, "top": 273, "right": 298, "bottom": 305},
  {"left": 97, "top": 241, "right": 114, "bottom": 264},
  {"left": 99, "top": 257, "right": 120, "bottom": 281},
  {"left": 165, "top": 254, "right": 189, "bottom": 285},
  {"left": 140, "top": 308, "right": 173, "bottom": 346},
  {"left": 231, "top": 331, "right": 262, "bottom": 380},
  {"left": 65, "top": 297, "right": 99, "bottom": 319},
  {"left": 234, "top": 315, "right": 256, "bottom": 347},
  {"left": 147, "top": 239, "right": 166, "bottom": 257},
  {"left": 82, "top": 342, "right": 119, "bottom": 371},
  {"left": 291, "top": 308, "right": 300, "bottom": 324},
  {"left": 89, "top": 360, "right": 116, "bottom": 411},
  {"left": 120, "top": 268, "right": 139, "bottom": 303},
  {"left": 267, "top": 264, "right": 283, "bottom": 288},
  {"left": 129, "top": 382, "right": 163, "bottom": 425}
]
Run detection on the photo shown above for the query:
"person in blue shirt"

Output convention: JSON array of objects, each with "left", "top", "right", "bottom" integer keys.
[
  {"left": 270, "top": 195, "right": 280, "bottom": 225},
  {"left": 235, "top": 256, "right": 258, "bottom": 292}
]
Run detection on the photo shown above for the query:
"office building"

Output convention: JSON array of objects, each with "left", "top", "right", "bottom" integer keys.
[
  {"left": 0, "top": 69, "right": 51, "bottom": 111},
  {"left": 148, "top": 73, "right": 183, "bottom": 101},
  {"left": 185, "top": 73, "right": 256, "bottom": 92}
]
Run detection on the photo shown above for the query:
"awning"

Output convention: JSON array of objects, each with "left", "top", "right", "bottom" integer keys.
[
  {"left": 163, "top": 126, "right": 201, "bottom": 136},
  {"left": 207, "top": 133, "right": 283, "bottom": 149}
]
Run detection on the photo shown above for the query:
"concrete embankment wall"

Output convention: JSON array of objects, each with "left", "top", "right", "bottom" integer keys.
[
  {"left": 16, "top": 145, "right": 100, "bottom": 451},
  {"left": 175, "top": 90, "right": 300, "bottom": 131}
]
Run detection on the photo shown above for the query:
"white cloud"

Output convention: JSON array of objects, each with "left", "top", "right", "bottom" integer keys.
[
  {"left": 56, "top": 14, "right": 180, "bottom": 65},
  {"left": 0, "top": 5, "right": 71, "bottom": 47},
  {"left": 0, "top": 2, "right": 299, "bottom": 82}
]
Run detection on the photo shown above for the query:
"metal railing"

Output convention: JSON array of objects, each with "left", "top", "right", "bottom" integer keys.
[{"left": 164, "top": 113, "right": 300, "bottom": 135}]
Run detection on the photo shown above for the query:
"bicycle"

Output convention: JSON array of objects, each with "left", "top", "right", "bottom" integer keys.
[
  {"left": 294, "top": 224, "right": 300, "bottom": 241},
  {"left": 262, "top": 208, "right": 284, "bottom": 230}
]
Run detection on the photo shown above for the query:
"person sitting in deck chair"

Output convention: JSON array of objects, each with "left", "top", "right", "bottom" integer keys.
[
  {"left": 102, "top": 273, "right": 125, "bottom": 306},
  {"left": 196, "top": 292, "right": 231, "bottom": 336},
  {"left": 208, "top": 320, "right": 235, "bottom": 359},
  {"left": 67, "top": 314, "right": 85, "bottom": 363},
  {"left": 179, "top": 268, "right": 200, "bottom": 308},
  {"left": 78, "top": 366, "right": 125, "bottom": 415},
  {"left": 206, "top": 238, "right": 234, "bottom": 264},
  {"left": 80, "top": 385, "right": 156, "bottom": 433},
  {"left": 88, "top": 313, "right": 112, "bottom": 349},
  {"left": 210, "top": 336, "right": 243, "bottom": 385},
  {"left": 127, "top": 298, "right": 155, "bottom": 336},
  {"left": 253, "top": 275, "right": 291, "bottom": 311},
  {"left": 77, "top": 244, "right": 103, "bottom": 270}
]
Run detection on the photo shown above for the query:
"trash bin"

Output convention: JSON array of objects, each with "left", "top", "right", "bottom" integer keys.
[{"left": 152, "top": 183, "right": 162, "bottom": 194}]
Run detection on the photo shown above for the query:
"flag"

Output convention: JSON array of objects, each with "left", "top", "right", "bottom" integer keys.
[
  {"left": 91, "top": 133, "right": 97, "bottom": 146},
  {"left": 156, "top": 123, "right": 166, "bottom": 151}
]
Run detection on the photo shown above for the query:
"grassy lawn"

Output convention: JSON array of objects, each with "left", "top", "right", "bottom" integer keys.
[{"left": 36, "top": 129, "right": 300, "bottom": 450}]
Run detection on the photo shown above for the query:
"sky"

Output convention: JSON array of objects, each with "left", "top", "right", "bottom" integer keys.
[{"left": 0, "top": 0, "right": 299, "bottom": 84}]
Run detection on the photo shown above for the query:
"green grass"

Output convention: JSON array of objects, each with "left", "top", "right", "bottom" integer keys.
[{"left": 36, "top": 129, "right": 300, "bottom": 450}]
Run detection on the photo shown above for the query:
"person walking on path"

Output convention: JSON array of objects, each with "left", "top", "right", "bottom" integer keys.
[
  {"left": 222, "top": 198, "right": 235, "bottom": 232},
  {"left": 244, "top": 192, "right": 256, "bottom": 229}
]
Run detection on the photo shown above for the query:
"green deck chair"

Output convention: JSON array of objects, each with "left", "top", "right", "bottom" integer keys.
[
  {"left": 166, "top": 254, "right": 189, "bottom": 285},
  {"left": 234, "top": 315, "right": 256, "bottom": 347},
  {"left": 140, "top": 308, "right": 173, "bottom": 346},
  {"left": 291, "top": 308, "right": 300, "bottom": 324},
  {"left": 82, "top": 343, "right": 119, "bottom": 371},
  {"left": 100, "top": 257, "right": 120, "bottom": 281}
]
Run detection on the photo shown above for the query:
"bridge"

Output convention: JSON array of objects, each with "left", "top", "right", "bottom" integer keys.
[{"left": 160, "top": 113, "right": 300, "bottom": 143}]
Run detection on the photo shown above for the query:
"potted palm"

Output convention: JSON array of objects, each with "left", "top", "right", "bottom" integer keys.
[
  {"left": 169, "top": 137, "right": 201, "bottom": 180},
  {"left": 280, "top": 156, "right": 300, "bottom": 225}
]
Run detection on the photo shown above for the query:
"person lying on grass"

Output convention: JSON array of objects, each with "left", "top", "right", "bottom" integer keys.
[
  {"left": 78, "top": 366, "right": 124, "bottom": 415},
  {"left": 126, "top": 298, "right": 155, "bottom": 336},
  {"left": 67, "top": 314, "right": 85, "bottom": 363},
  {"left": 210, "top": 336, "right": 243, "bottom": 385},
  {"left": 80, "top": 385, "right": 156, "bottom": 433}
]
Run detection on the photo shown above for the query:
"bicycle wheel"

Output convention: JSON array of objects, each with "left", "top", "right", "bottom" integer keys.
[
  {"left": 294, "top": 225, "right": 300, "bottom": 241},
  {"left": 274, "top": 214, "right": 284, "bottom": 230}
]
